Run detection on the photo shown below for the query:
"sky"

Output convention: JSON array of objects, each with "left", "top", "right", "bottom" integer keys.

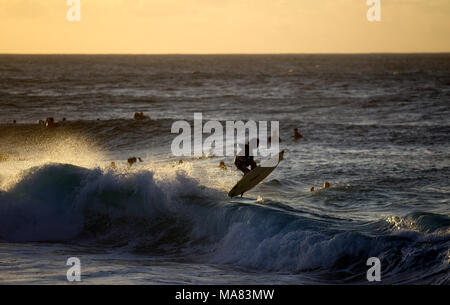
[{"left": 0, "top": 0, "right": 449, "bottom": 54}]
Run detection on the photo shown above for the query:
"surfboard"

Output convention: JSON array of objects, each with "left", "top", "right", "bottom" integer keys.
[{"left": 228, "top": 150, "right": 284, "bottom": 198}]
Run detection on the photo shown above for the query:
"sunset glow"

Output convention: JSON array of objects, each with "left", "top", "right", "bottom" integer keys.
[{"left": 1, "top": 0, "right": 449, "bottom": 54}]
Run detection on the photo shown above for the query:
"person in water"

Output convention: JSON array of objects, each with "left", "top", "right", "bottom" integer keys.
[
  {"left": 127, "top": 157, "right": 143, "bottom": 168},
  {"left": 134, "top": 112, "right": 150, "bottom": 120},
  {"left": 45, "top": 117, "right": 57, "bottom": 128},
  {"left": 234, "top": 138, "right": 259, "bottom": 175},
  {"left": 293, "top": 128, "right": 303, "bottom": 140},
  {"left": 219, "top": 161, "right": 227, "bottom": 170}
]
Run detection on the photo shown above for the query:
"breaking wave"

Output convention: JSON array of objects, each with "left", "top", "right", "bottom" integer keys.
[{"left": 0, "top": 163, "right": 448, "bottom": 283}]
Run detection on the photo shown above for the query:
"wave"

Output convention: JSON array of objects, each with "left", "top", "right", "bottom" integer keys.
[
  {"left": 0, "top": 119, "right": 175, "bottom": 160},
  {"left": 0, "top": 163, "right": 201, "bottom": 243},
  {"left": 0, "top": 163, "right": 448, "bottom": 283},
  {"left": 385, "top": 212, "right": 450, "bottom": 234}
]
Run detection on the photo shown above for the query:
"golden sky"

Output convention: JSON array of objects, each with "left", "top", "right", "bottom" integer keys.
[{"left": 0, "top": 0, "right": 449, "bottom": 53}]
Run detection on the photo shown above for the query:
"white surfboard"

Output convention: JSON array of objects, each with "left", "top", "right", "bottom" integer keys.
[{"left": 228, "top": 150, "right": 284, "bottom": 198}]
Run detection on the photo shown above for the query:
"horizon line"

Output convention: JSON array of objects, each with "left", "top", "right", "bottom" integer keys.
[{"left": 0, "top": 52, "right": 450, "bottom": 56}]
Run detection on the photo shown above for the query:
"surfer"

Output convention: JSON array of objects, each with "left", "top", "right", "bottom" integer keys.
[
  {"left": 127, "top": 157, "right": 143, "bottom": 168},
  {"left": 45, "top": 117, "right": 57, "bottom": 128},
  {"left": 219, "top": 161, "right": 227, "bottom": 170},
  {"left": 127, "top": 157, "right": 137, "bottom": 167},
  {"left": 134, "top": 112, "right": 150, "bottom": 120},
  {"left": 293, "top": 128, "right": 303, "bottom": 140},
  {"left": 234, "top": 139, "right": 259, "bottom": 175}
]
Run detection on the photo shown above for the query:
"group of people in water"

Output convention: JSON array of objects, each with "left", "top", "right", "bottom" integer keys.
[
  {"left": 12, "top": 112, "right": 150, "bottom": 171},
  {"left": 11, "top": 112, "right": 151, "bottom": 127},
  {"left": 11, "top": 115, "right": 325, "bottom": 191},
  {"left": 11, "top": 117, "right": 66, "bottom": 127},
  {"left": 108, "top": 156, "right": 144, "bottom": 170}
]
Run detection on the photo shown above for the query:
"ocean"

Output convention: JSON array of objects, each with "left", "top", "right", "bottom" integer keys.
[{"left": 0, "top": 54, "right": 448, "bottom": 284}]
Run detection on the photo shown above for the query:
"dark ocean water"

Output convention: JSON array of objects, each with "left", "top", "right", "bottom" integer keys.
[{"left": 0, "top": 55, "right": 449, "bottom": 284}]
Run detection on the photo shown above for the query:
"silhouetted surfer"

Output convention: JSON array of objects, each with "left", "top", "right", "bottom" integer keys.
[{"left": 234, "top": 139, "right": 259, "bottom": 175}]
